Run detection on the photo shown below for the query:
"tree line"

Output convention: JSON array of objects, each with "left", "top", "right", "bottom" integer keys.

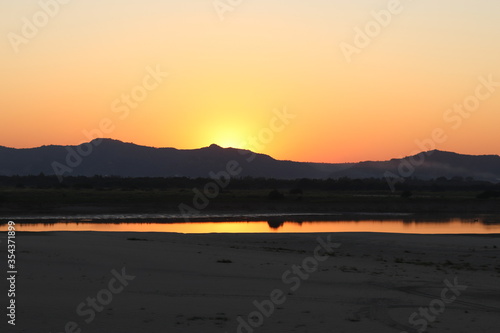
[{"left": 0, "top": 174, "right": 499, "bottom": 194}]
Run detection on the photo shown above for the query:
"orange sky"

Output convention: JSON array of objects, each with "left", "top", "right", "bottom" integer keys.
[{"left": 1, "top": 0, "right": 499, "bottom": 163}]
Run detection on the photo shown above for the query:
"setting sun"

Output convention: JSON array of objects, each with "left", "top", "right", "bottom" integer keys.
[
  {"left": 211, "top": 132, "right": 245, "bottom": 149},
  {"left": 203, "top": 122, "right": 251, "bottom": 149}
]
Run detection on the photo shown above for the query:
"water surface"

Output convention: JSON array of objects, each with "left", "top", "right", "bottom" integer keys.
[{"left": 2, "top": 218, "right": 500, "bottom": 234}]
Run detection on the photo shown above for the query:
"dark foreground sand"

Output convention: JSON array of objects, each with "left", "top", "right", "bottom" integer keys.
[{"left": 1, "top": 231, "right": 500, "bottom": 333}]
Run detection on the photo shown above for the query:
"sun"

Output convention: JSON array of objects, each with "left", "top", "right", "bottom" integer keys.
[
  {"left": 214, "top": 135, "right": 244, "bottom": 149},
  {"left": 210, "top": 127, "right": 248, "bottom": 149}
]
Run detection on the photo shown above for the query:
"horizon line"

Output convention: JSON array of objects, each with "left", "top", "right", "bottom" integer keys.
[{"left": 2, "top": 138, "right": 500, "bottom": 165}]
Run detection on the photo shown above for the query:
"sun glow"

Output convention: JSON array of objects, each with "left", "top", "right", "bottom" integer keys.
[
  {"left": 207, "top": 125, "right": 250, "bottom": 149},
  {"left": 213, "top": 134, "right": 245, "bottom": 149}
]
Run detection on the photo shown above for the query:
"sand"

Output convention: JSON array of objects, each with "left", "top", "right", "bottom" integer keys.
[{"left": 1, "top": 231, "right": 500, "bottom": 333}]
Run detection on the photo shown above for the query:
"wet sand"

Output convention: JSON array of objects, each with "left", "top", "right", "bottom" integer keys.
[{"left": 1, "top": 231, "right": 500, "bottom": 332}]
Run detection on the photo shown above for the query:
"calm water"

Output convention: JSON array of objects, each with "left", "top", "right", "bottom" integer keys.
[{"left": 2, "top": 218, "right": 500, "bottom": 234}]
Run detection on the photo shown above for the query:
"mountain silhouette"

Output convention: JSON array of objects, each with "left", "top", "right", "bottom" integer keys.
[
  {"left": 331, "top": 150, "right": 500, "bottom": 181},
  {"left": 0, "top": 139, "right": 499, "bottom": 181}
]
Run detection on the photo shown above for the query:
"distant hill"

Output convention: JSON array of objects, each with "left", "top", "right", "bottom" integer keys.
[
  {"left": 330, "top": 150, "right": 500, "bottom": 182},
  {"left": 0, "top": 139, "right": 347, "bottom": 179},
  {"left": 0, "top": 139, "right": 499, "bottom": 182}
]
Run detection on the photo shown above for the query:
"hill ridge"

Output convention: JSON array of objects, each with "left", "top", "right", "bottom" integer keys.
[{"left": 0, "top": 139, "right": 499, "bottom": 181}]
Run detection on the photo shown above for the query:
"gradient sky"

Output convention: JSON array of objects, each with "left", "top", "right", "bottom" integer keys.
[{"left": 1, "top": 0, "right": 499, "bottom": 163}]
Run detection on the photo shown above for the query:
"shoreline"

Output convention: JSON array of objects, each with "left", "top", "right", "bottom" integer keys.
[{"left": 2, "top": 231, "right": 500, "bottom": 332}]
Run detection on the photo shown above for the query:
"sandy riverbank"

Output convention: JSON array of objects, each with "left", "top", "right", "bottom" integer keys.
[{"left": 1, "top": 231, "right": 500, "bottom": 332}]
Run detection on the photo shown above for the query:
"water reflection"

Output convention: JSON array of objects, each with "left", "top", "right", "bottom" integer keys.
[
  {"left": 1, "top": 217, "right": 500, "bottom": 234},
  {"left": 267, "top": 218, "right": 287, "bottom": 229}
]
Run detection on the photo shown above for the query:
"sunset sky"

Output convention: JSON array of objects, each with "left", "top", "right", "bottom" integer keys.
[{"left": 1, "top": 0, "right": 499, "bottom": 163}]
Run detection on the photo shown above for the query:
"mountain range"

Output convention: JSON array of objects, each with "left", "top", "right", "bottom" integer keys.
[{"left": 1, "top": 139, "right": 499, "bottom": 182}]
